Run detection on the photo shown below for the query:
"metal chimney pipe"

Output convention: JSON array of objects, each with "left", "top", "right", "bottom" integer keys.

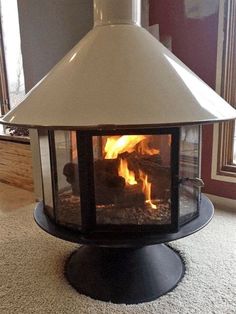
[{"left": 94, "top": 0, "right": 141, "bottom": 26}]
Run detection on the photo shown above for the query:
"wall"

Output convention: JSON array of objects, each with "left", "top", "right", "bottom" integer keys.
[
  {"left": 149, "top": 0, "right": 236, "bottom": 200},
  {"left": 17, "top": 0, "right": 93, "bottom": 91}
]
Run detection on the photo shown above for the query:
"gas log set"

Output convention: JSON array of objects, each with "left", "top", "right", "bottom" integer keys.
[
  {"left": 61, "top": 134, "right": 171, "bottom": 227},
  {"left": 1, "top": 0, "right": 236, "bottom": 305}
]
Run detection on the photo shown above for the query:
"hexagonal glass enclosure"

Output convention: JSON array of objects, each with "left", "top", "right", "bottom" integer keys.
[{"left": 38, "top": 125, "right": 202, "bottom": 234}]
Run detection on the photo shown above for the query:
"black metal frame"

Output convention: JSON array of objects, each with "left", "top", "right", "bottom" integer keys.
[
  {"left": 77, "top": 134, "right": 96, "bottom": 232},
  {"left": 73, "top": 127, "right": 180, "bottom": 234},
  {"left": 48, "top": 130, "right": 59, "bottom": 222}
]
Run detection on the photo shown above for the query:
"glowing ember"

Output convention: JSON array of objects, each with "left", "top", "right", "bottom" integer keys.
[
  {"left": 118, "top": 158, "right": 137, "bottom": 186},
  {"left": 139, "top": 170, "right": 157, "bottom": 210}
]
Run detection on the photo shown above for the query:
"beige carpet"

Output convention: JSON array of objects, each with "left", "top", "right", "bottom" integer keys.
[{"left": 0, "top": 183, "right": 235, "bottom": 314}]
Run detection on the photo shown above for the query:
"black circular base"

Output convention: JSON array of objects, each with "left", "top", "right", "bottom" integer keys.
[{"left": 65, "top": 244, "right": 185, "bottom": 304}]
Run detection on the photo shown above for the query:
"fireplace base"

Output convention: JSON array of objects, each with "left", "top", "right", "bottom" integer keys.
[
  {"left": 34, "top": 195, "right": 214, "bottom": 304},
  {"left": 65, "top": 244, "right": 184, "bottom": 304}
]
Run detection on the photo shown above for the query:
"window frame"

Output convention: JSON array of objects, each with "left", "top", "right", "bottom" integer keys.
[
  {"left": 213, "top": 0, "right": 236, "bottom": 180},
  {"left": 0, "top": 16, "right": 10, "bottom": 116}
]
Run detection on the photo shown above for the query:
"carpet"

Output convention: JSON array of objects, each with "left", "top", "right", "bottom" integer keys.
[{"left": 0, "top": 201, "right": 235, "bottom": 313}]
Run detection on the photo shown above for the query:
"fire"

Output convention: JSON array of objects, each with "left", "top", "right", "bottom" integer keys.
[
  {"left": 104, "top": 135, "right": 158, "bottom": 210},
  {"left": 118, "top": 158, "right": 137, "bottom": 186},
  {"left": 105, "top": 135, "right": 146, "bottom": 159},
  {"left": 139, "top": 170, "right": 157, "bottom": 210}
]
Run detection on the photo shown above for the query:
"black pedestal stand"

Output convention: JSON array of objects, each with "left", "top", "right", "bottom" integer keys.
[
  {"left": 66, "top": 244, "right": 184, "bottom": 304},
  {"left": 34, "top": 195, "right": 214, "bottom": 304}
]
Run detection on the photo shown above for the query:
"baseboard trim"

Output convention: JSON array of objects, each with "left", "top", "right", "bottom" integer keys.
[{"left": 204, "top": 193, "right": 236, "bottom": 212}]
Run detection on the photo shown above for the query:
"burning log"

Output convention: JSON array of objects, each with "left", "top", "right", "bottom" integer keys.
[
  {"left": 118, "top": 153, "right": 171, "bottom": 199},
  {"left": 63, "top": 160, "right": 126, "bottom": 204},
  {"left": 63, "top": 152, "right": 170, "bottom": 207},
  {"left": 94, "top": 159, "right": 126, "bottom": 205},
  {"left": 116, "top": 185, "right": 146, "bottom": 208},
  {"left": 121, "top": 152, "right": 162, "bottom": 172}
]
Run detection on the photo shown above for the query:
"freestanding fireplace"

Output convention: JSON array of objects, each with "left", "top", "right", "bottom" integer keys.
[
  {"left": 1, "top": 0, "right": 236, "bottom": 305},
  {"left": 34, "top": 124, "right": 211, "bottom": 304}
]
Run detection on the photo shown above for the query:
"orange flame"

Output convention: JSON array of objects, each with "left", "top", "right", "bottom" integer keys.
[
  {"left": 118, "top": 158, "right": 137, "bottom": 186},
  {"left": 104, "top": 135, "right": 158, "bottom": 209},
  {"left": 139, "top": 170, "right": 157, "bottom": 210},
  {"left": 105, "top": 135, "right": 146, "bottom": 159}
]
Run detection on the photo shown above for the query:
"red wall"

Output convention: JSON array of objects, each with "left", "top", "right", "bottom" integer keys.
[{"left": 149, "top": 0, "right": 236, "bottom": 199}]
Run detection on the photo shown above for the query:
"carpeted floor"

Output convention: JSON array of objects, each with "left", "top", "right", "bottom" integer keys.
[{"left": 0, "top": 185, "right": 235, "bottom": 314}]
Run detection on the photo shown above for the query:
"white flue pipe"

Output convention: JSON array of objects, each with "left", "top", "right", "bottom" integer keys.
[{"left": 94, "top": 0, "right": 141, "bottom": 26}]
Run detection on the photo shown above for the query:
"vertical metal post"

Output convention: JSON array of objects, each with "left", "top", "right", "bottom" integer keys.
[
  {"left": 77, "top": 132, "right": 96, "bottom": 232},
  {"left": 48, "top": 130, "right": 59, "bottom": 221},
  {"left": 171, "top": 128, "right": 180, "bottom": 231},
  {"left": 198, "top": 125, "right": 202, "bottom": 206}
]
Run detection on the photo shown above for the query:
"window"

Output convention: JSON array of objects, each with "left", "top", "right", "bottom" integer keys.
[
  {"left": 234, "top": 125, "right": 236, "bottom": 163},
  {"left": 0, "top": 20, "right": 9, "bottom": 117},
  {"left": 215, "top": 0, "right": 236, "bottom": 177},
  {"left": 0, "top": 0, "right": 25, "bottom": 117}
]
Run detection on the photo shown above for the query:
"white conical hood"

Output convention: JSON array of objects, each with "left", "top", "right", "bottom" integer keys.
[{"left": 1, "top": 0, "right": 236, "bottom": 129}]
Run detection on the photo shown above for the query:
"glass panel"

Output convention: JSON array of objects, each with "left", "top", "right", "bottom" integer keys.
[
  {"left": 179, "top": 125, "right": 200, "bottom": 225},
  {"left": 39, "top": 130, "right": 54, "bottom": 219},
  {"left": 93, "top": 134, "right": 172, "bottom": 225},
  {"left": 54, "top": 131, "right": 81, "bottom": 229}
]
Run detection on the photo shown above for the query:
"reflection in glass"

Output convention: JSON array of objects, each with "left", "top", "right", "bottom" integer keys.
[
  {"left": 54, "top": 131, "right": 81, "bottom": 229},
  {"left": 179, "top": 125, "right": 200, "bottom": 225},
  {"left": 93, "top": 134, "right": 172, "bottom": 225}
]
